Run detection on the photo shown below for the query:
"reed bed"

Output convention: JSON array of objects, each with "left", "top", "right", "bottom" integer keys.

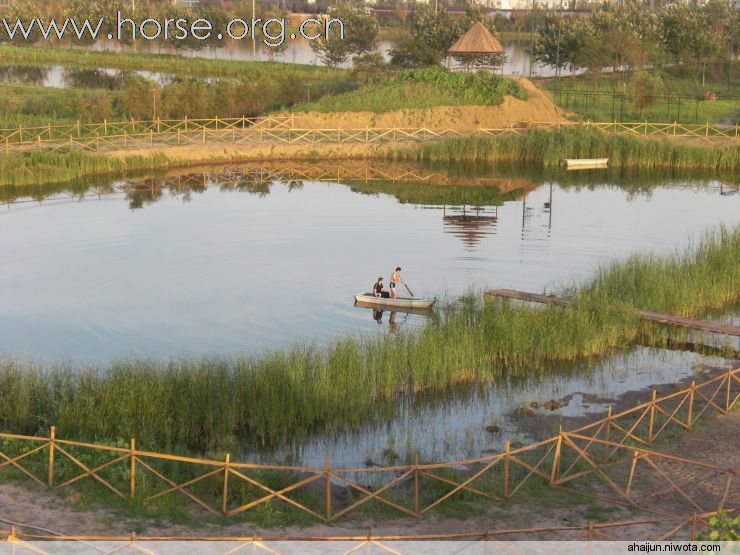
[
  {"left": 397, "top": 128, "right": 740, "bottom": 171},
  {"left": 0, "top": 226, "right": 737, "bottom": 452},
  {"left": 0, "top": 151, "right": 169, "bottom": 187}
]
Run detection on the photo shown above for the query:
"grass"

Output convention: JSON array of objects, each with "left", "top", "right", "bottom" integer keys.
[
  {"left": 0, "top": 226, "right": 737, "bottom": 453},
  {"left": 396, "top": 128, "right": 740, "bottom": 171},
  {"left": 0, "top": 150, "right": 171, "bottom": 187},
  {"left": 0, "top": 44, "right": 342, "bottom": 81},
  {"left": 0, "top": 82, "right": 121, "bottom": 128},
  {"left": 539, "top": 68, "right": 739, "bottom": 125},
  {"left": 295, "top": 67, "right": 526, "bottom": 113}
]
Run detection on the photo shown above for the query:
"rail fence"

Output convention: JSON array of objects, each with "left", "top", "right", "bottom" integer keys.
[
  {"left": 0, "top": 368, "right": 736, "bottom": 523},
  {"left": 0, "top": 511, "right": 735, "bottom": 549},
  {"left": 0, "top": 117, "right": 737, "bottom": 154}
]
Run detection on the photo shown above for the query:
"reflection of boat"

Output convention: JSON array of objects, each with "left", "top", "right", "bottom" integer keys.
[
  {"left": 564, "top": 158, "right": 609, "bottom": 170},
  {"left": 354, "top": 294, "right": 435, "bottom": 310}
]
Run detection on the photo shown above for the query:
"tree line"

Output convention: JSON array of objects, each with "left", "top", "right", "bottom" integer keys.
[{"left": 533, "top": 0, "right": 737, "bottom": 87}]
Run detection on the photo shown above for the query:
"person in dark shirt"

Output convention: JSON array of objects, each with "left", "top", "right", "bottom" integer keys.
[{"left": 373, "top": 277, "right": 389, "bottom": 298}]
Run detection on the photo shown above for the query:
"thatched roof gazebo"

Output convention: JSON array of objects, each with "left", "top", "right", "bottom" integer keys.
[{"left": 447, "top": 22, "right": 506, "bottom": 74}]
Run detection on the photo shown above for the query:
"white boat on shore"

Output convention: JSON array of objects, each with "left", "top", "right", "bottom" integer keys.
[
  {"left": 354, "top": 293, "right": 435, "bottom": 310},
  {"left": 564, "top": 158, "right": 609, "bottom": 170}
]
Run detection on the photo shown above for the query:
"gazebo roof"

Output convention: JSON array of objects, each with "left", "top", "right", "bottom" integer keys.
[{"left": 448, "top": 22, "right": 505, "bottom": 55}]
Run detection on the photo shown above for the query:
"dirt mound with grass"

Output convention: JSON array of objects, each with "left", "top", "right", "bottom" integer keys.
[{"left": 286, "top": 78, "right": 568, "bottom": 132}]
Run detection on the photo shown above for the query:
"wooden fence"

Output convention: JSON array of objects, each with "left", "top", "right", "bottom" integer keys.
[
  {"left": 1, "top": 117, "right": 737, "bottom": 154},
  {"left": 1, "top": 511, "right": 735, "bottom": 547},
  {"left": 0, "top": 368, "right": 736, "bottom": 523}
]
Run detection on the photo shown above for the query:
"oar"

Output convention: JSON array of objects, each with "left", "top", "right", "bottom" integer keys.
[{"left": 404, "top": 283, "right": 415, "bottom": 298}]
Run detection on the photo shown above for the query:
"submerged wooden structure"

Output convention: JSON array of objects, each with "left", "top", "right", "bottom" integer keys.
[{"left": 487, "top": 289, "right": 740, "bottom": 337}]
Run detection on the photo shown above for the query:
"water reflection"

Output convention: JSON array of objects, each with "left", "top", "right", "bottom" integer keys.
[
  {"left": 0, "top": 64, "right": 175, "bottom": 89},
  {"left": 248, "top": 346, "right": 736, "bottom": 466},
  {"left": 1, "top": 162, "right": 738, "bottom": 360}
]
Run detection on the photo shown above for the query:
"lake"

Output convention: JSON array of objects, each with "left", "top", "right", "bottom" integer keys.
[{"left": 2, "top": 163, "right": 738, "bottom": 362}]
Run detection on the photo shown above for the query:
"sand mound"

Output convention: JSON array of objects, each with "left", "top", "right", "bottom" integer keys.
[{"left": 287, "top": 78, "right": 568, "bottom": 132}]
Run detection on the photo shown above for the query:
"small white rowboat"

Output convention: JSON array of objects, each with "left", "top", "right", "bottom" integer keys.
[
  {"left": 564, "top": 158, "right": 609, "bottom": 170},
  {"left": 354, "top": 293, "right": 435, "bottom": 310}
]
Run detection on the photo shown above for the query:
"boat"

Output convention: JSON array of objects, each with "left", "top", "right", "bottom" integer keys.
[
  {"left": 564, "top": 158, "right": 609, "bottom": 170},
  {"left": 354, "top": 293, "right": 435, "bottom": 310}
]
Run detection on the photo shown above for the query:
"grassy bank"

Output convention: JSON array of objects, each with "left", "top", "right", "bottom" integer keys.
[
  {"left": 295, "top": 67, "right": 526, "bottom": 113},
  {"left": 397, "top": 128, "right": 740, "bottom": 171},
  {"left": 0, "top": 226, "right": 737, "bottom": 452},
  {"left": 0, "top": 150, "right": 174, "bottom": 187},
  {"left": 538, "top": 69, "right": 739, "bottom": 125},
  {"left": 0, "top": 44, "right": 338, "bottom": 80}
]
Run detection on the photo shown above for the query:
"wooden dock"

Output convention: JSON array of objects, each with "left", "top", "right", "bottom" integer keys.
[{"left": 487, "top": 289, "right": 740, "bottom": 337}]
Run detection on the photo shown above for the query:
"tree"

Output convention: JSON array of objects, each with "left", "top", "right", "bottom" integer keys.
[
  {"left": 310, "top": 3, "right": 379, "bottom": 68},
  {"left": 574, "top": 35, "right": 611, "bottom": 82},
  {"left": 121, "top": 75, "right": 159, "bottom": 120},
  {"left": 532, "top": 13, "right": 592, "bottom": 76},
  {"left": 628, "top": 72, "right": 663, "bottom": 119},
  {"left": 390, "top": 3, "right": 465, "bottom": 68},
  {"left": 661, "top": 3, "right": 721, "bottom": 86}
]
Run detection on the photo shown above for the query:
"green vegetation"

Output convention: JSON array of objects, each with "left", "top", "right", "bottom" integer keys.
[
  {"left": 541, "top": 69, "right": 739, "bottom": 125},
  {"left": 0, "top": 150, "right": 169, "bottom": 187},
  {"left": 533, "top": 1, "right": 736, "bottom": 86},
  {"left": 0, "top": 44, "right": 339, "bottom": 80},
  {"left": 0, "top": 70, "right": 354, "bottom": 127},
  {"left": 0, "top": 226, "right": 737, "bottom": 452},
  {"left": 399, "top": 128, "right": 740, "bottom": 171},
  {"left": 296, "top": 67, "right": 525, "bottom": 113},
  {"left": 696, "top": 511, "right": 740, "bottom": 541},
  {"left": 346, "top": 180, "right": 525, "bottom": 206}
]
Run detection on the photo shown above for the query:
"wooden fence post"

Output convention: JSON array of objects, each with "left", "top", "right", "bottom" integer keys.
[
  {"left": 76, "top": 120, "right": 81, "bottom": 138},
  {"left": 648, "top": 390, "right": 657, "bottom": 441},
  {"left": 222, "top": 454, "right": 230, "bottom": 515},
  {"left": 687, "top": 381, "right": 695, "bottom": 427},
  {"left": 413, "top": 452, "right": 420, "bottom": 515},
  {"left": 325, "top": 458, "right": 332, "bottom": 520},
  {"left": 503, "top": 440, "right": 511, "bottom": 498},
  {"left": 48, "top": 426, "right": 56, "bottom": 487},
  {"left": 130, "top": 438, "right": 136, "bottom": 498},
  {"left": 550, "top": 429, "right": 562, "bottom": 483},
  {"left": 587, "top": 521, "right": 594, "bottom": 547},
  {"left": 604, "top": 407, "right": 612, "bottom": 461},
  {"left": 726, "top": 371, "right": 732, "bottom": 412}
]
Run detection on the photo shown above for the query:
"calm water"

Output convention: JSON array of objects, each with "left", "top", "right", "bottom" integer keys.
[
  {"left": 269, "top": 347, "right": 734, "bottom": 466},
  {"left": 2, "top": 164, "right": 738, "bottom": 362},
  {"left": 0, "top": 39, "right": 559, "bottom": 89}
]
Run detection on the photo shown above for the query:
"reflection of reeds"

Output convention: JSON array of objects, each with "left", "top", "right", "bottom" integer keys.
[
  {"left": 0, "top": 226, "right": 737, "bottom": 453},
  {"left": 399, "top": 128, "right": 740, "bottom": 171}
]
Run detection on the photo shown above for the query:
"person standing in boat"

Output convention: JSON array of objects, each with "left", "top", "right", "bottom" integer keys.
[{"left": 389, "top": 267, "right": 404, "bottom": 299}]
